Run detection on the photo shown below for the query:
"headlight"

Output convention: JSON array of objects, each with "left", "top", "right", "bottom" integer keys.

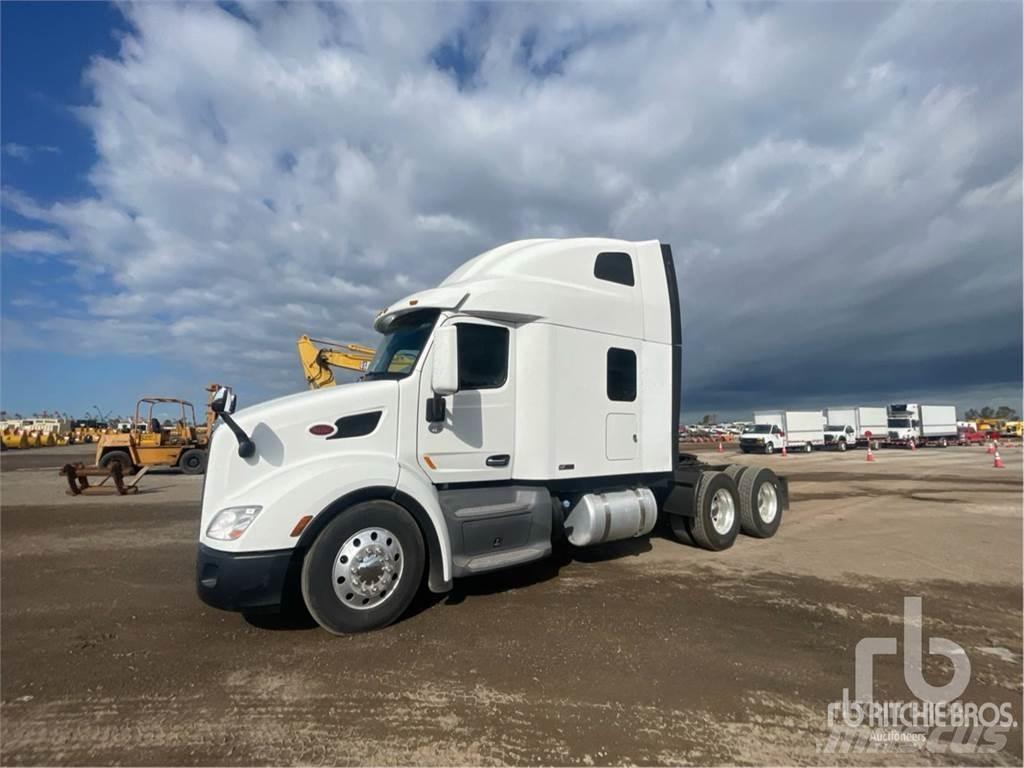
[{"left": 206, "top": 506, "right": 262, "bottom": 540}]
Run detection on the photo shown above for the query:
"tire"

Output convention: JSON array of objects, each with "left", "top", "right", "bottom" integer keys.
[
  {"left": 939, "top": 438, "right": 949, "bottom": 448},
  {"left": 723, "top": 464, "right": 748, "bottom": 486},
  {"left": 837, "top": 440, "right": 847, "bottom": 452},
  {"left": 740, "top": 447, "right": 750, "bottom": 454},
  {"left": 764, "top": 442, "right": 774, "bottom": 455},
  {"left": 685, "top": 471, "right": 741, "bottom": 551},
  {"left": 804, "top": 442, "right": 813, "bottom": 453},
  {"left": 179, "top": 448, "right": 207, "bottom": 475},
  {"left": 301, "top": 500, "right": 425, "bottom": 634},
  {"left": 737, "top": 467, "right": 783, "bottom": 538},
  {"left": 99, "top": 450, "right": 135, "bottom": 475}
]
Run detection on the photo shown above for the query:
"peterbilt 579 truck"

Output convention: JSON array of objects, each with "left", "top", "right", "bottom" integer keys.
[{"left": 197, "top": 238, "right": 788, "bottom": 634}]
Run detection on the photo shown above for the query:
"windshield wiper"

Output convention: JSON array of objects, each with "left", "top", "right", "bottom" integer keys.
[{"left": 361, "top": 371, "right": 406, "bottom": 381}]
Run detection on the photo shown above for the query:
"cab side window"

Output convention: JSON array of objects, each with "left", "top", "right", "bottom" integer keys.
[
  {"left": 456, "top": 324, "right": 509, "bottom": 389},
  {"left": 594, "top": 252, "right": 635, "bottom": 287},
  {"left": 607, "top": 348, "right": 637, "bottom": 401}
]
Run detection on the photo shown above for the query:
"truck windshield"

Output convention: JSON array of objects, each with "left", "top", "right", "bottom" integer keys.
[
  {"left": 364, "top": 309, "right": 440, "bottom": 380},
  {"left": 888, "top": 418, "right": 910, "bottom": 428},
  {"left": 744, "top": 425, "right": 772, "bottom": 434}
]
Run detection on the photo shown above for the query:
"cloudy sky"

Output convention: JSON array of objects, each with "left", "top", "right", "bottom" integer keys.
[{"left": 2, "top": 1, "right": 1021, "bottom": 421}]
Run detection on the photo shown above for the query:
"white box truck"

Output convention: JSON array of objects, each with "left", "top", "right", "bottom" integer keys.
[
  {"left": 196, "top": 238, "right": 790, "bottom": 634},
  {"left": 885, "top": 403, "right": 958, "bottom": 448},
  {"left": 823, "top": 406, "right": 887, "bottom": 450},
  {"left": 741, "top": 410, "right": 824, "bottom": 454}
]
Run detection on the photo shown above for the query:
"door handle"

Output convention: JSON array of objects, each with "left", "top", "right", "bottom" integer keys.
[{"left": 486, "top": 454, "right": 510, "bottom": 467}]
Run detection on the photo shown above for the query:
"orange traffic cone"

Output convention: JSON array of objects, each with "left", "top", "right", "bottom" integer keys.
[
  {"left": 993, "top": 449, "right": 1005, "bottom": 468},
  {"left": 781, "top": 443, "right": 788, "bottom": 458},
  {"left": 866, "top": 443, "right": 876, "bottom": 462},
  {"left": 717, "top": 441, "right": 724, "bottom": 453},
  {"left": 910, "top": 439, "right": 917, "bottom": 451}
]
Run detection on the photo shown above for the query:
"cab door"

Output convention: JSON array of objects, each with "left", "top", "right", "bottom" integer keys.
[{"left": 417, "top": 318, "right": 515, "bottom": 483}]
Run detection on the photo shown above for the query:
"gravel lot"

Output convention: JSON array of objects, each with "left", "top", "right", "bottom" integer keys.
[{"left": 2, "top": 444, "right": 1021, "bottom": 765}]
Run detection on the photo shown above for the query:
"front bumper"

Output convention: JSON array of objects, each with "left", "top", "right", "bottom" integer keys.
[{"left": 196, "top": 543, "right": 294, "bottom": 613}]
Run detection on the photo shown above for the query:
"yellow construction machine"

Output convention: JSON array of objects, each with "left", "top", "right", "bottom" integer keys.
[
  {"left": 91, "top": 396, "right": 211, "bottom": 476},
  {"left": 297, "top": 335, "right": 419, "bottom": 389},
  {"left": 297, "top": 336, "right": 378, "bottom": 389}
]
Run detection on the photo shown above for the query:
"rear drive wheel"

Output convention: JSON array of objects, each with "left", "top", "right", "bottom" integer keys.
[
  {"left": 179, "top": 448, "right": 207, "bottom": 475},
  {"left": 724, "top": 464, "right": 748, "bottom": 486},
  {"left": 686, "top": 471, "right": 741, "bottom": 551},
  {"left": 301, "top": 500, "right": 424, "bottom": 634},
  {"left": 99, "top": 450, "right": 136, "bottom": 475},
  {"left": 737, "top": 467, "right": 783, "bottom": 538}
]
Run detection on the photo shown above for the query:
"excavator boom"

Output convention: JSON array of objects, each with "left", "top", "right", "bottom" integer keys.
[{"left": 297, "top": 335, "right": 375, "bottom": 389}]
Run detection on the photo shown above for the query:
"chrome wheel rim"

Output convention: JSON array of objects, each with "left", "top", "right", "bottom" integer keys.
[
  {"left": 757, "top": 482, "right": 779, "bottom": 524},
  {"left": 332, "top": 527, "right": 404, "bottom": 610},
  {"left": 710, "top": 488, "right": 736, "bottom": 535}
]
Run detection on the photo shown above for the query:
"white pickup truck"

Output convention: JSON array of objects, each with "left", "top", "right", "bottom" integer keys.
[{"left": 196, "top": 238, "right": 790, "bottom": 634}]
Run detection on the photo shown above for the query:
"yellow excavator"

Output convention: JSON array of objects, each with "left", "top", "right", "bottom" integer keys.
[
  {"left": 297, "top": 336, "right": 377, "bottom": 389},
  {"left": 296, "top": 336, "right": 416, "bottom": 389}
]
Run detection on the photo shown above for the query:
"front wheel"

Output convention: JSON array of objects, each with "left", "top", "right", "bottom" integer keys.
[
  {"left": 837, "top": 440, "right": 847, "bottom": 452},
  {"left": 764, "top": 442, "right": 774, "bottom": 455},
  {"left": 301, "top": 500, "right": 425, "bottom": 634}
]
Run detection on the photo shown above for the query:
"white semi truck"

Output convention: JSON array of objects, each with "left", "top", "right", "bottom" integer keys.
[
  {"left": 196, "top": 238, "right": 789, "bottom": 634},
  {"left": 741, "top": 411, "right": 824, "bottom": 454},
  {"left": 823, "top": 406, "right": 887, "bottom": 450},
  {"left": 885, "top": 403, "right": 958, "bottom": 448}
]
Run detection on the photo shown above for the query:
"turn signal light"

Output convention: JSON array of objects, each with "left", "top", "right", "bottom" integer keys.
[{"left": 290, "top": 515, "right": 313, "bottom": 537}]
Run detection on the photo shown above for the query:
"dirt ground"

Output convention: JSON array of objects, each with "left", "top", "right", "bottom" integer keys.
[{"left": 1, "top": 444, "right": 1021, "bottom": 765}]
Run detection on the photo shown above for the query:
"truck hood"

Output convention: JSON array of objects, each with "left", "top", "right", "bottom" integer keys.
[{"left": 201, "top": 380, "right": 399, "bottom": 526}]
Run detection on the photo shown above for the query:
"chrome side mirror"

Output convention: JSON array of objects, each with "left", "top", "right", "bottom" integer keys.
[{"left": 210, "top": 386, "right": 237, "bottom": 415}]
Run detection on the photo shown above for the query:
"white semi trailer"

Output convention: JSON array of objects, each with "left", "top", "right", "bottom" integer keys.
[
  {"left": 885, "top": 403, "right": 958, "bottom": 448},
  {"left": 196, "top": 238, "right": 789, "bottom": 634},
  {"left": 742, "top": 411, "right": 824, "bottom": 454},
  {"left": 823, "top": 406, "right": 887, "bottom": 450}
]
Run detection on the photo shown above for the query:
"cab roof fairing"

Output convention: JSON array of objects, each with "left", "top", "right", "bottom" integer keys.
[{"left": 372, "top": 237, "right": 661, "bottom": 336}]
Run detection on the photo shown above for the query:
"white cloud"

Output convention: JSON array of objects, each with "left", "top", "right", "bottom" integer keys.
[
  {"left": 2, "top": 1, "right": 1021, "bottom": 411},
  {"left": 2, "top": 143, "right": 60, "bottom": 161},
  {"left": 1, "top": 229, "right": 74, "bottom": 255}
]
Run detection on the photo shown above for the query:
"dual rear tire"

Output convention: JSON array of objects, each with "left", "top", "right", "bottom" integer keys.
[{"left": 671, "top": 466, "right": 783, "bottom": 550}]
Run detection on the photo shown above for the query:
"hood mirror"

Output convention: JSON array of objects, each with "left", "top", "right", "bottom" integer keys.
[{"left": 210, "top": 386, "right": 237, "bottom": 415}]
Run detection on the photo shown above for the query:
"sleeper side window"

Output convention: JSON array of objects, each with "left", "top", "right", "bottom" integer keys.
[
  {"left": 606, "top": 348, "right": 637, "bottom": 402},
  {"left": 594, "top": 252, "right": 635, "bottom": 287},
  {"left": 456, "top": 324, "right": 509, "bottom": 389}
]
